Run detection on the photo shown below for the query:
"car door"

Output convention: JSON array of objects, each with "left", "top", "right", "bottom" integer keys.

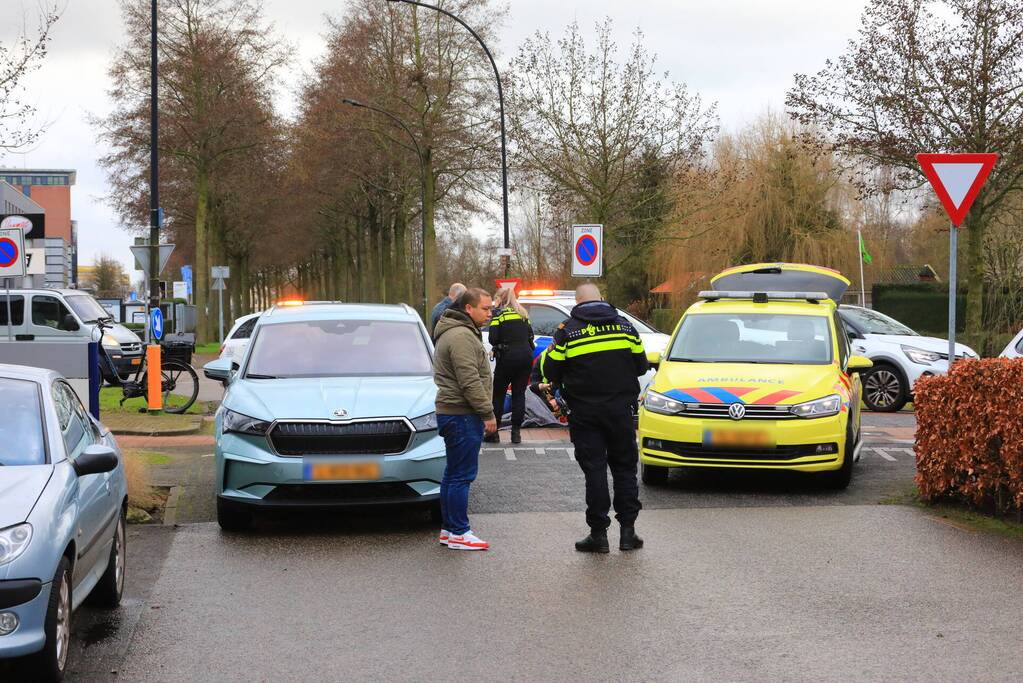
[
  {"left": 30, "top": 293, "right": 82, "bottom": 343},
  {"left": 522, "top": 304, "right": 568, "bottom": 337},
  {"left": 52, "top": 380, "right": 110, "bottom": 586},
  {"left": 0, "top": 293, "right": 27, "bottom": 340},
  {"left": 834, "top": 311, "right": 862, "bottom": 433}
]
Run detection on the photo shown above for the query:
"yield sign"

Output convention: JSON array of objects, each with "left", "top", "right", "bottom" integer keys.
[
  {"left": 916, "top": 153, "right": 998, "bottom": 226},
  {"left": 494, "top": 278, "right": 520, "bottom": 292}
]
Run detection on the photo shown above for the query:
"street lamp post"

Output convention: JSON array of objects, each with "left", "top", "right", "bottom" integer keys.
[
  {"left": 148, "top": 0, "right": 160, "bottom": 340},
  {"left": 342, "top": 98, "right": 429, "bottom": 320},
  {"left": 384, "top": 0, "right": 511, "bottom": 276}
]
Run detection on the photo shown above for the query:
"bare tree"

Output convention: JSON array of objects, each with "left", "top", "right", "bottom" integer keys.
[
  {"left": 83, "top": 255, "right": 129, "bottom": 299},
  {"left": 788, "top": 0, "right": 1023, "bottom": 352},
  {"left": 0, "top": 1, "right": 62, "bottom": 153}
]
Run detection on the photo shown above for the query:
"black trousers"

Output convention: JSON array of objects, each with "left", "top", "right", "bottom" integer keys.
[
  {"left": 492, "top": 354, "right": 532, "bottom": 429},
  {"left": 568, "top": 401, "right": 642, "bottom": 530}
]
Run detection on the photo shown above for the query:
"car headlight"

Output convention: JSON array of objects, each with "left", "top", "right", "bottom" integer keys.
[
  {"left": 962, "top": 348, "right": 980, "bottom": 359},
  {"left": 0, "top": 524, "right": 32, "bottom": 567},
  {"left": 901, "top": 345, "right": 941, "bottom": 365},
  {"left": 410, "top": 412, "right": 438, "bottom": 431},
  {"left": 102, "top": 333, "right": 121, "bottom": 350},
  {"left": 790, "top": 394, "right": 842, "bottom": 419},
  {"left": 642, "top": 390, "right": 687, "bottom": 416},
  {"left": 222, "top": 408, "right": 272, "bottom": 436}
]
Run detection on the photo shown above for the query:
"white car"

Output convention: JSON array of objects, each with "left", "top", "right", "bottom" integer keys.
[
  {"left": 218, "top": 312, "right": 261, "bottom": 362},
  {"left": 1000, "top": 328, "right": 1023, "bottom": 358},
  {"left": 837, "top": 305, "right": 979, "bottom": 412},
  {"left": 496, "top": 289, "right": 671, "bottom": 395}
]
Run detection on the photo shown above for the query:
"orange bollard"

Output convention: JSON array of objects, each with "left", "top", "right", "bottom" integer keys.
[{"left": 147, "top": 345, "right": 162, "bottom": 412}]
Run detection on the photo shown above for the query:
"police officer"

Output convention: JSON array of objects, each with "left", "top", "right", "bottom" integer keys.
[
  {"left": 543, "top": 283, "right": 648, "bottom": 553},
  {"left": 486, "top": 287, "right": 534, "bottom": 444}
]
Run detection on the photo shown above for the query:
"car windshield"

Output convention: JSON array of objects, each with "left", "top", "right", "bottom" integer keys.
[
  {"left": 65, "top": 295, "right": 112, "bottom": 324},
  {"left": 842, "top": 307, "right": 916, "bottom": 336},
  {"left": 245, "top": 319, "right": 432, "bottom": 378},
  {"left": 0, "top": 378, "right": 46, "bottom": 465},
  {"left": 619, "top": 310, "right": 658, "bottom": 335},
  {"left": 668, "top": 313, "right": 833, "bottom": 365}
]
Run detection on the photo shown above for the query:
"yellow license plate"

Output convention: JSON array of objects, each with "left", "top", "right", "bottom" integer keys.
[
  {"left": 305, "top": 462, "right": 380, "bottom": 481},
  {"left": 131, "top": 358, "right": 142, "bottom": 365},
  {"left": 703, "top": 428, "right": 773, "bottom": 448}
]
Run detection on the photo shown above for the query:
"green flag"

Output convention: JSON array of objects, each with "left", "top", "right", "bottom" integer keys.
[{"left": 859, "top": 233, "right": 873, "bottom": 264}]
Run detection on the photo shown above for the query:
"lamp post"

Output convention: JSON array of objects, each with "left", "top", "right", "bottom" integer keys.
[
  {"left": 148, "top": 0, "right": 160, "bottom": 341},
  {"left": 384, "top": 0, "right": 511, "bottom": 276},
  {"left": 342, "top": 98, "right": 429, "bottom": 319}
]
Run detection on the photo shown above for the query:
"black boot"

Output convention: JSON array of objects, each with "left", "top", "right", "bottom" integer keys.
[
  {"left": 620, "top": 526, "right": 644, "bottom": 551},
  {"left": 575, "top": 529, "right": 610, "bottom": 554},
  {"left": 511, "top": 426, "right": 521, "bottom": 444}
]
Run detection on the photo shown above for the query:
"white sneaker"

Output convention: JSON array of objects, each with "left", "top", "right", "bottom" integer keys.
[
  {"left": 446, "top": 530, "right": 490, "bottom": 551},
  {"left": 439, "top": 529, "right": 450, "bottom": 546}
]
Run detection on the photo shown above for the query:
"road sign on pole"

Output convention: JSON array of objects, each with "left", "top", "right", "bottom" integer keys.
[
  {"left": 494, "top": 278, "right": 520, "bottom": 292},
  {"left": 130, "top": 243, "right": 175, "bottom": 277},
  {"left": 150, "top": 307, "right": 164, "bottom": 341},
  {"left": 571, "top": 224, "right": 603, "bottom": 278},
  {"left": 211, "top": 266, "right": 230, "bottom": 279},
  {"left": 0, "top": 227, "right": 26, "bottom": 278},
  {"left": 916, "top": 153, "right": 998, "bottom": 365}
]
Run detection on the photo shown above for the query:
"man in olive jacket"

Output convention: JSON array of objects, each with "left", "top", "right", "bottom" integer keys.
[{"left": 432, "top": 287, "right": 497, "bottom": 550}]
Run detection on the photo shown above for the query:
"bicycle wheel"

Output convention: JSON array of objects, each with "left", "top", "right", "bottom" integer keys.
[{"left": 159, "top": 360, "right": 199, "bottom": 414}]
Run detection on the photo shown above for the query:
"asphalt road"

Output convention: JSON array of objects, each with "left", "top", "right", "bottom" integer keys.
[{"left": 17, "top": 409, "right": 1023, "bottom": 681}]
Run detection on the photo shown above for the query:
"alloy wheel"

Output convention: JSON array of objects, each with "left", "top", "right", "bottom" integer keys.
[
  {"left": 55, "top": 571, "right": 70, "bottom": 672},
  {"left": 865, "top": 369, "right": 900, "bottom": 408}
]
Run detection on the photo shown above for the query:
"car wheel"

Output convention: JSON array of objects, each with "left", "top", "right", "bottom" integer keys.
[
  {"left": 823, "top": 424, "right": 855, "bottom": 490},
  {"left": 90, "top": 511, "right": 126, "bottom": 608},
  {"left": 862, "top": 363, "right": 907, "bottom": 412},
  {"left": 641, "top": 462, "right": 669, "bottom": 486},
  {"left": 217, "top": 499, "right": 253, "bottom": 532},
  {"left": 25, "top": 556, "right": 72, "bottom": 682}
]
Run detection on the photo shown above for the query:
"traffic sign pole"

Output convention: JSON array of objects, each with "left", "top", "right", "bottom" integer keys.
[
  {"left": 4, "top": 278, "right": 11, "bottom": 342},
  {"left": 948, "top": 222, "right": 957, "bottom": 365}
]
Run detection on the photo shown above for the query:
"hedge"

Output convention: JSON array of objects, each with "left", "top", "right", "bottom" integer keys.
[
  {"left": 650, "top": 308, "right": 682, "bottom": 334},
  {"left": 872, "top": 284, "right": 965, "bottom": 333},
  {"left": 915, "top": 358, "right": 1023, "bottom": 515}
]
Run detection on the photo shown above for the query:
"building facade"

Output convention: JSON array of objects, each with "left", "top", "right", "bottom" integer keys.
[{"left": 0, "top": 169, "right": 77, "bottom": 288}]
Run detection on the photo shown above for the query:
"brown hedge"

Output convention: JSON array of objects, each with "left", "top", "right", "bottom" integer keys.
[{"left": 914, "top": 358, "right": 1023, "bottom": 512}]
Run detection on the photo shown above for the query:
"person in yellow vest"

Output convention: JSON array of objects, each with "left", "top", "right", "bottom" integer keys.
[{"left": 486, "top": 287, "right": 534, "bottom": 444}]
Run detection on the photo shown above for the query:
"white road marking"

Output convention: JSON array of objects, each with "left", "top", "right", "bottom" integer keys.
[
  {"left": 535, "top": 448, "right": 545, "bottom": 455},
  {"left": 504, "top": 448, "right": 517, "bottom": 461},
  {"left": 566, "top": 447, "right": 575, "bottom": 461},
  {"left": 201, "top": 453, "right": 214, "bottom": 458},
  {"left": 873, "top": 447, "right": 897, "bottom": 462}
]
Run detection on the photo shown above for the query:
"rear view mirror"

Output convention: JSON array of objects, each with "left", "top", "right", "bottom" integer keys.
[{"left": 74, "top": 444, "right": 119, "bottom": 477}]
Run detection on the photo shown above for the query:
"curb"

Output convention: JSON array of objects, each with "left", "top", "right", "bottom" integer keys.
[{"left": 110, "top": 419, "right": 205, "bottom": 437}]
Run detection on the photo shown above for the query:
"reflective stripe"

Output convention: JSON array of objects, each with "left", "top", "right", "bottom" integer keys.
[
  {"left": 564, "top": 338, "right": 637, "bottom": 358},
  {"left": 547, "top": 345, "right": 567, "bottom": 361},
  {"left": 564, "top": 333, "right": 643, "bottom": 354}
]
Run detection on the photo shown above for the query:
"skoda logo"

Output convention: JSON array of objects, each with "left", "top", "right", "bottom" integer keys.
[
  {"left": 728, "top": 403, "right": 746, "bottom": 420},
  {"left": 333, "top": 409, "right": 348, "bottom": 418}
]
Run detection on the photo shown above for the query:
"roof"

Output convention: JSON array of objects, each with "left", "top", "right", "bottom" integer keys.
[
  {"left": 0, "top": 168, "right": 77, "bottom": 184},
  {"left": 874, "top": 264, "right": 940, "bottom": 285},
  {"left": 650, "top": 272, "right": 709, "bottom": 294},
  {"left": 686, "top": 299, "right": 834, "bottom": 317},
  {"left": 0, "top": 363, "right": 60, "bottom": 382},
  {"left": 261, "top": 302, "right": 419, "bottom": 323}
]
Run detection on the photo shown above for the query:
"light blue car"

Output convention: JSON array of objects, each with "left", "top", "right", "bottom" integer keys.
[
  {"left": 0, "top": 364, "right": 126, "bottom": 682},
  {"left": 204, "top": 303, "right": 445, "bottom": 531}
]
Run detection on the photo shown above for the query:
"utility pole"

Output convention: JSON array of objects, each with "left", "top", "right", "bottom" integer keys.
[{"left": 148, "top": 0, "right": 160, "bottom": 337}]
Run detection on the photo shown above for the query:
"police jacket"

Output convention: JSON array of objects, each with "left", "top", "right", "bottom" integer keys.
[
  {"left": 543, "top": 301, "right": 648, "bottom": 408},
  {"left": 488, "top": 306, "right": 534, "bottom": 361}
]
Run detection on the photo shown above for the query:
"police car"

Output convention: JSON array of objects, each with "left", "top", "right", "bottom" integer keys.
[
  {"left": 509, "top": 289, "right": 670, "bottom": 394},
  {"left": 638, "top": 264, "right": 872, "bottom": 489}
]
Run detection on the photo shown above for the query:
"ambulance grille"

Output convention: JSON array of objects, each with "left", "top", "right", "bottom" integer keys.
[{"left": 681, "top": 404, "right": 799, "bottom": 420}]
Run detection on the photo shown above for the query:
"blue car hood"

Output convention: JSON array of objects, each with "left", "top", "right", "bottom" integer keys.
[
  {"left": 0, "top": 466, "right": 52, "bottom": 528},
  {"left": 228, "top": 375, "right": 437, "bottom": 421}
]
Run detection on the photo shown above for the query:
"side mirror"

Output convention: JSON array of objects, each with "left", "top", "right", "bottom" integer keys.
[
  {"left": 61, "top": 314, "right": 80, "bottom": 332},
  {"left": 847, "top": 355, "right": 873, "bottom": 373},
  {"left": 646, "top": 350, "right": 662, "bottom": 368},
  {"left": 847, "top": 329, "right": 861, "bottom": 341},
  {"left": 204, "top": 357, "right": 236, "bottom": 383},
  {"left": 73, "top": 444, "right": 119, "bottom": 477}
]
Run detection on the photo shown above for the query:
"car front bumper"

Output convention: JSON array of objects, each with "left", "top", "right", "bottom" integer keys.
[
  {"left": 0, "top": 579, "right": 50, "bottom": 659},
  {"left": 638, "top": 408, "right": 849, "bottom": 473},
  {"left": 216, "top": 430, "right": 446, "bottom": 508}
]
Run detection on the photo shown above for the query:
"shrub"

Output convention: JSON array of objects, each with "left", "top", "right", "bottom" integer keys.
[
  {"left": 914, "top": 358, "right": 1023, "bottom": 514},
  {"left": 650, "top": 308, "right": 682, "bottom": 334}
]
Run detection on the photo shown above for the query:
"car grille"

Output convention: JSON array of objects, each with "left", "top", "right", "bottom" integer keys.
[
  {"left": 643, "top": 438, "right": 838, "bottom": 461},
  {"left": 270, "top": 420, "right": 412, "bottom": 456},
  {"left": 121, "top": 342, "right": 143, "bottom": 355},
  {"left": 679, "top": 403, "right": 799, "bottom": 420}
]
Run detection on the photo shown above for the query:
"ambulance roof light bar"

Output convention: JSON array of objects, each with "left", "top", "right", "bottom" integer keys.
[{"left": 697, "top": 290, "right": 829, "bottom": 304}]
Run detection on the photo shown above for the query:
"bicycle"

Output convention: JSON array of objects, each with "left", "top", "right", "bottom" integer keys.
[{"left": 96, "top": 320, "right": 200, "bottom": 414}]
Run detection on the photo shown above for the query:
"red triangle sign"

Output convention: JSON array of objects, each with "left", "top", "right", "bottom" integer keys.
[
  {"left": 494, "top": 278, "right": 520, "bottom": 292},
  {"left": 916, "top": 153, "right": 998, "bottom": 226}
]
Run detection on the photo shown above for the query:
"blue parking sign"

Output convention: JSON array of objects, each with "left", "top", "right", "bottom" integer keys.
[{"left": 151, "top": 308, "right": 164, "bottom": 341}]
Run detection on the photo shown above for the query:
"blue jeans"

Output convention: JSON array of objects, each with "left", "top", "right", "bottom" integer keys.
[{"left": 437, "top": 414, "right": 484, "bottom": 535}]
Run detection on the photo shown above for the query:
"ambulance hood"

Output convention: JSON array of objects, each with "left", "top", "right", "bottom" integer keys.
[{"left": 651, "top": 361, "right": 843, "bottom": 406}]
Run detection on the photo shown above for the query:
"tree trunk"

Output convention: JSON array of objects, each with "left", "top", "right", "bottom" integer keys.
[
  {"left": 194, "top": 168, "right": 212, "bottom": 343},
  {"left": 393, "top": 209, "right": 409, "bottom": 308},
  {"left": 964, "top": 206, "right": 987, "bottom": 353},
  {"left": 423, "top": 149, "right": 437, "bottom": 308}
]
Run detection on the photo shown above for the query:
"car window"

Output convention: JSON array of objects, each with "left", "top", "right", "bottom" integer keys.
[
  {"left": 32, "top": 295, "right": 78, "bottom": 333},
  {"left": 523, "top": 304, "right": 568, "bottom": 336},
  {"left": 0, "top": 377, "right": 46, "bottom": 465},
  {"left": 840, "top": 307, "right": 916, "bottom": 336},
  {"left": 668, "top": 313, "right": 833, "bottom": 365},
  {"left": 52, "top": 381, "right": 92, "bottom": 457},
  {"left": 232, "top": 316, "right": 259, "bottom": 340},
  {"left": 1016, "top": 335, "right": 1023, "bottom": 354},
  {"left": 65, "top": 294, "right": 111, "bottom": 324},
  {"left": 0, "top": 295, "right": 25, "bottom": 326},
  {"left": 246, "top": 320, "right": 433, "bottom": 378},
  {"left": 834, "top": 312, "right": 850, "bottom": 367}
]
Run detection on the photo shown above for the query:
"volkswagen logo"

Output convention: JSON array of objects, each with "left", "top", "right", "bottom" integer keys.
[
  {"left": 333, "top": 409, "right": 348, "bottom": 418},
  {"left": 728, "top": 403, "right": 746, "bottom": 420}
]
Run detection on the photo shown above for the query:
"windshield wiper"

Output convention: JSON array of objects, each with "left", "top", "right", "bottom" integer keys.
[
  {"left": 667, "top": 357, "right": 711, "bottom": 362},
  {"left": 245, "top": 374, "right": 279, "bottom": 379}
]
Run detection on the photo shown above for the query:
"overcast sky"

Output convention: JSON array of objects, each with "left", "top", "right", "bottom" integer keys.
[{"left": 4, "top": 0, "right": 868, "bottom": 280}]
